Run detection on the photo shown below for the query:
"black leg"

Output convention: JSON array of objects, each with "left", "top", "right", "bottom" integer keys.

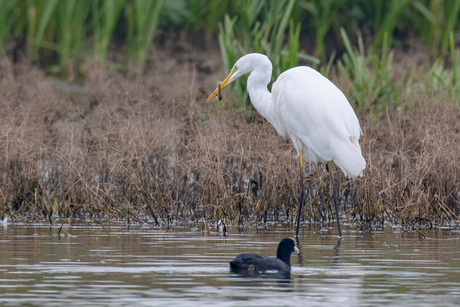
[
  {"left": 295, "top": 153, "right": 305, "bottom": 239},
  {"left": 328, "top": 161, "right": 342, "bottom": 238},
  {"left": 332, "top": 184, "right": 342, "bottom": 238},
  {"left": 331, "top": 236, "right": 342, "bottom": 264}
]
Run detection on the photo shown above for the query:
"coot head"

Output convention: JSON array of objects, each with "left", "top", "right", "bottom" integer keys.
[{"left": 276, "top": 237, "right": 299, "bottom": 267}]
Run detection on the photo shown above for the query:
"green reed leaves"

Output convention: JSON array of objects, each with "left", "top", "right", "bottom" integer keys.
[
  {"left": 338, "top": 29, "right": 393, "bottom": 112},
  {"left": 0, "top": 0, "right": 165, "bottom": 76},
  {"left": 92, "top": 0, "right": 124, "bottom": 68},
  {"left": 126, "top": 0, "right": 165, "bottom": 76}
]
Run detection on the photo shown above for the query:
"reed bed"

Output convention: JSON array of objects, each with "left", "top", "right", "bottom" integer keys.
[{"left": 0, "top": 51, "right": 458, "bottom": 229}]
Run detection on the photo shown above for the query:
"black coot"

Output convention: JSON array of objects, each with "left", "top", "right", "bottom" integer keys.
[{"left": 230, "top": 238, "right": 299, "bottom": 272}]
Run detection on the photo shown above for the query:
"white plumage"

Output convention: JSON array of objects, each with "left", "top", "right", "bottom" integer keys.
[{"left": 207, "top": 53, "right": 365, "bottom": 178}]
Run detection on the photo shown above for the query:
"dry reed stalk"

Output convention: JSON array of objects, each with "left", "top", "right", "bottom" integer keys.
[{"left": 0, "top": 57, "right": 459, "bottom": 229}]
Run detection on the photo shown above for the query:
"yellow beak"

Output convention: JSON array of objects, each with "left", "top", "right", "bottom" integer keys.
[{"left": 205, "top": 71, "right": 234, "bottom": 104}]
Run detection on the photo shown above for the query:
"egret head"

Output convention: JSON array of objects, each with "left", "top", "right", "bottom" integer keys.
[{"left": 205, "top": 53, "right": 270, "bottom": 103}]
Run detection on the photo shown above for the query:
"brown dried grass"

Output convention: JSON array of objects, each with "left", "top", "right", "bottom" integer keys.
[
  {"left": 0, "top": 57, "right": 459, "bottom": 229},
  {"left": 355, "top": 97, "right": 460, "bottom": 228}
]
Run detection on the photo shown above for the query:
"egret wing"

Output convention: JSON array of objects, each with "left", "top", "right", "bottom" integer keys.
[{"left": 272, "top": 67, "right": 365, "bottom": 177}]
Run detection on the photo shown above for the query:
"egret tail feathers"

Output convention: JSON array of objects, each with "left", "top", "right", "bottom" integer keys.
[{"left": 332, "top": 136, "right": 366, "bottom": 178}]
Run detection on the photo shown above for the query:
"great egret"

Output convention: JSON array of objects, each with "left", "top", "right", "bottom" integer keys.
[{"left": 206, "top": 53, "right": 366, "bottom": 238}]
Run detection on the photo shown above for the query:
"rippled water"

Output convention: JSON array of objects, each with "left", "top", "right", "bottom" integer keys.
[{"left": 0, "top": 222, "right": 459, "bottom": 306}]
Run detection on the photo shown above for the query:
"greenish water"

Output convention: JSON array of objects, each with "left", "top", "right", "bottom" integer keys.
[{"left": 0, "top": 222, "right": 459, "bottom": 306}]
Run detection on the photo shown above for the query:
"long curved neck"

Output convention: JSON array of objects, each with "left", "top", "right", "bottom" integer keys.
[{"left": 247, "top": 68, "right": 276, "bottom": 125}]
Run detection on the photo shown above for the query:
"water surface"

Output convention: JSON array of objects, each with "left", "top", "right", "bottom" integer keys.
[{"left": 0, "top": 222, "right": 459, "bottom": 306}]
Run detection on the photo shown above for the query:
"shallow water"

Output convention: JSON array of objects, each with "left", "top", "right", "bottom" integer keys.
[{"left": 0, "top": 222, "right": 459, "bottom": 306}]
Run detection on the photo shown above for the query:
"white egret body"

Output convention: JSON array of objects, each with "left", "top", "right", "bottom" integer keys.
[{"left": 206, "top": 53, "right": 366, "bottom": 237}]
